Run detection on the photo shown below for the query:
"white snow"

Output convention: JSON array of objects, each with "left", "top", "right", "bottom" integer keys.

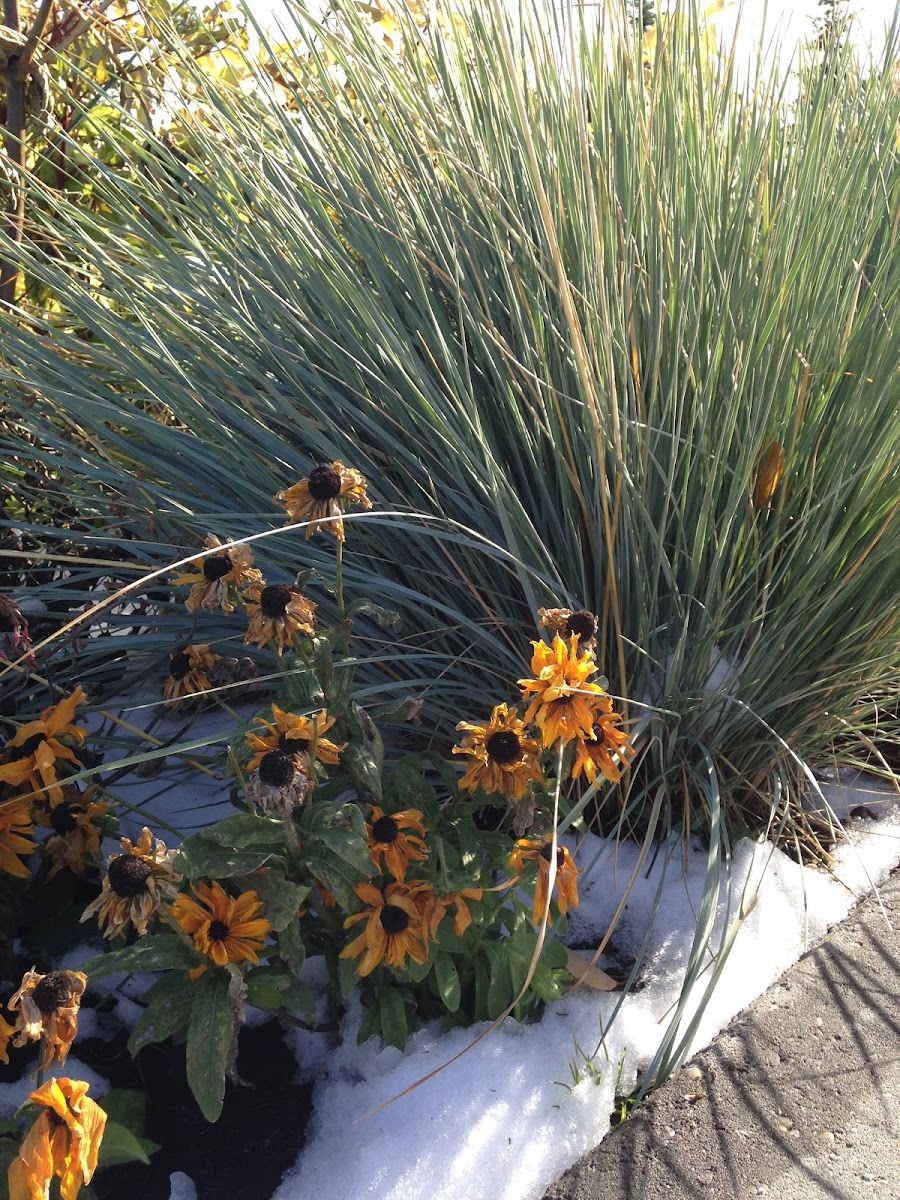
[{"left": 273, "top": 776, "right": 900, "bottom": 1200}]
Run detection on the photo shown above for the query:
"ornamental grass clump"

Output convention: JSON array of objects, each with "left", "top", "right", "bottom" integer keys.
[{"left": 0, "top": 0, "right": 896, "bottom": 865}]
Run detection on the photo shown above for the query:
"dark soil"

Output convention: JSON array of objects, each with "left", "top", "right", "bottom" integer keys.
[{"left": 85, "top": 1019, "right": 314, "bottom": 1200}]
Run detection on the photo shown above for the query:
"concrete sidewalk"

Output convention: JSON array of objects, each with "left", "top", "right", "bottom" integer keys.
[{"left": 544, "top": 867, "right": 900, "bottom": 1200}]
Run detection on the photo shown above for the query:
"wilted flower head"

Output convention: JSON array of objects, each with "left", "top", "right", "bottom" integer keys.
[
  {"left": 365, "top": 806, "right": 429, "bottom": 882},
  {"left": 509, "top": 837, "right": 580, "bottom": 926},
  {"left": 248, "top": 749, "right": 310, "bottom": 817},
  {"left": 538, "top": 606, "right": 599, "bottom": 650},
  {"left": 7, "top": 1076, "right": 106, "bottom": 1200},
  {"left": 8, "top": 967, "right": 87, "bottom": 1073},
  {"left": 244, "top": 582, "right": 316, "bottom": 656},
  {"left": 0, "top": 594, "right": 32, "bottom": 661},
  {"left": 275, "top": 460, "right": 372, "bottom": 541},
  {"left": 518, "top": 636, "right": 606, "bottom": 747},
  {"left": 164, "top": 643, "right": 223, "bottom": 706},
  {"left": 80, "top": 827, "right": 180, "bottom": 939},
  {"left": 171, "top": 534, "right": 263, "bottom": 614},
  {"left": 454, "top": 702, "right": 543, "bottom": 803},
  {"left": 753, "top": 440, "right": 786, "bottom": 510},
  {"left": 0, "top": 795, "right": 37, "bottom": 879},
  {"left": 38, "top": 788, "right": 108, "bottom": 878},
  {"left": 340, "top": 880, "right": 430, "bottom": 977}
]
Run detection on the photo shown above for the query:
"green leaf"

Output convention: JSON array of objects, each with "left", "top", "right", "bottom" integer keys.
[
  {"left": 314, "top": 825, "right": 373, "bottom": 876},
  {"left": 244, "top": 978, "right": 284, "bottom": 1011},
  {"left": 81, "top": 935, "right": 200, "bottom": 982},
  {"left": 338, "top": 956, "right": 359, "bottom": 1000},
  {"left": 97, "top": 1089, "right": 146, "bottom": 1132},
  {"left": 186, "top": 970, "right": 235, "bottom": 1123},
  {"left": 235, "top": 869, "right": 309, "bottom": 932},
  {"left": 341, "top": 739, "right": 383, "bottom": 806},
  {"left": 356, "top": 1001, "right": 381, "bottom": 1045},
  {"left": 404, "top": 956, "right": 432, "bottom": 984},
  {"left": 276, "top": 918, "right": 306, "bottom": 976},
  {"left": 195, "top": 815, "right": 284, "bottom": 850},
  {"left": 389, "top": 756, "right": 438, "bottom": 816},
  {"left": 244, "top": 965, "right": 313, "bottom": 1014},
  {"left": 485, "top": 945, "right": 513, "bottom": 1021},
  {"left": 128, "top": 973, "right": 196, "bottom": 1055},
  {"left": 378, "top": 988, "right": 408, "bottom": 1050},
  {"left": 96, "top": 1121, "right": 159, "bottom": 1168},
  {"left": 174, "top": 833, "right": 284, "bottom": 879},
  {"left": 433, "top": 953, "right": 461, "bottom": 1013}
]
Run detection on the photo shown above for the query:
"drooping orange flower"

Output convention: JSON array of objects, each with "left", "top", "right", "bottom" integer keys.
[
  {"left": 340, "top": 880, "right": 430, "bottom": 977},
  {"left": 245, "top": 706, "right": 345, "bottom": 773},
  {"left": 38, "top": 789, "right": 108, "bottom": 878},
  {"left": 570, "top": 699, "right": 636, "bottom": 786},
  {"left": 365, "top": 806, "right": 429, "bottom": 882},
  {"left": 8, "top": 968, "right": 87, "bottom": 1073},
  {"left": 453, "top": 702, "right": 543, "bottom": 803},
  {"left": 0, "top": 796, "right": 37, "bottom": 878},
  {"left": 169, "top": 880, "right": 271, "bottom": 972},
  {"left": 80, "top": 827, "right": 180, "bottom": 940},
  {"left": 509, "top": 838, "right": 580, "bottom": 926},
  {"left": 0, "top": 1010, "right": 15, "bottom": 1064},
  {"left": 275, "top": 460, "right": 372, "bottom": 541},
  {"left": 244, "top": 582, "right": 317, "bottom": 655},
  {"left": 416, "top": 885, "right": 484, "bottom": 939},
  {"left": 518, "top": 636, "right": 606, "bottom": 747},
  {"left": 7, "top": 1077, "right": 106, "bottom": 1200},
  {"left": 0, "top": 687, "right": 87, "bottom": 805},
  {"left": 171, "top": 534, "right": 262, "bottom": 614}
]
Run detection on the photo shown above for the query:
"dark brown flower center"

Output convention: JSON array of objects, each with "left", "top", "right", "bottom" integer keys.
[
  {"left": 208, "top": 919, "right": 229, "bottom": 942},
  {"left": 202, "top": 553, "right": 233, "bottom": 582},
  {"left": 566, "top": 609, "right": 598, "bottom": 642},
  {"left": 371, "top": 815, "right": 399, "bottom": 844},
  {"left": 307, "top": 463, "right": 342, "bottom": 501},
  {"left": 9, "top": 732, "right": 46, "bottom": 760},
  {"left": 485, "top": 729, "right": 522, "bottom": 765},
  {"left": 260, "top": 585, "right": 292, "bottom": 618},
  {"left": 108, "top": 853, "right": 153, "bottom": 897},
  {"left": 50, "top": 804, "right": 79, "bottom": 836},
  {"left": 539, "top": 844, "right": 566, "bottom": 869},
  {"left": 278, "top": 733, "right": 309, "bottom": 755},
  {"left": 169, "top": 648, "right": 192, "bottom": 679},
  {"left": 379, "top": 904, "right": 409, "bottom": 934},
  {"left": 32, "top": 971, "right": 75, "bottom": 1014},
  {"left": 259, "top": 749, "right": 296, "bottom": 787}
]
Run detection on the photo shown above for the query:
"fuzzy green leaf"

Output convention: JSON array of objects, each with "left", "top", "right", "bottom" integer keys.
[{"left": 186, "top": 970, "right": 235, "bottom": 1123}]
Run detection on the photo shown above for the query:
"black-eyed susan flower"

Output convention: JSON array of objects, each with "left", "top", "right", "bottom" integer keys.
[
  {"left": 171, "top": 534, "right": 263, "bottom": 614},
  {"left": 244, "top": 582, "right": 317, "bottom": 656},
  {"left": 164, "top": 643, "right": 222, "bottom": 706},
  {"left": 453, "top": 702, "right": 544, "bottom": 803},
  {"left": 0, "top": 796, "right": 37, "bottom": 878},
  {"left": 538, "top": 606, "right": 599, "bottom": 650},
  {"left": 509, "top": 838, "right": 580, "bottom": 926},
  {"left": 169, "top": 881, "right": 271, "bottom": 972},
  {"left": 365, "top": 806, "right": 428, "bottom": 882},
  {"left": 415, "top": 885, "right": 483, "bottom": 939},
  {"left": 570, "top": 699, "right": 636, "bottom": 786},
  {"left": 519, "top": 636, "right": 606, "bottom": 747},
  {"left": 248, "top": 749, "right": 310, "bottom": 817},
  {"left": 340, "top": 880, "right": 429, "bottom": 977},
  {"left": 38, "top": 789, "right": 108, "bottom": 879},
  {"left": 8, "top": 968, "right": 87, "bottom": 1073},
  {"left": 0, "top": 687, "right": 87, "bottom": 805},
  {"left": 245, "top": 705, "right": 346, "bottom": 772},
  {"left": 7, "top": 1076, "right": 106, "bottom": 1200},
  {"left": 275, "top": 460, "right": 372, "bottom": 541},
  {"left": 80, "top": 827, "right": 180, "bottom": 940}
]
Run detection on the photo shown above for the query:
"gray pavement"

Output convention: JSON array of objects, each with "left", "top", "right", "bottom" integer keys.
[{"left": 545, "top": 867, "right": 900, "bottom": 1200}]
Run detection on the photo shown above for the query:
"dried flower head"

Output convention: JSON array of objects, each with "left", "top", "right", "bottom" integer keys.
[
  {"left": 164, "top": 643, "right": 223, "bottom": 706},
  {"left": 753, "top": 440, "right": 786, "bottom": 510},
  {"left": 171, "top": 534, "right": 263, "bottom": 614},
  {"left": 7, "top": 1076, "right": 106, "bottom": 1200},
  {"left": 0, "top": 687, "right": 88, "bottom": 804},
  {"left": 275, "top": 460, "right": 372, "bottom": 541},
  {"left": 8, "top": 968, "right": 87, "bottom": 1072},
  {"left": 538, "top": 606, "right": 599, "bottom": 650},
  {"left": 38, "top": 788, "right": 108, "bottom": 878},
  {"left": 80, "top": 827, "right": 180, "bottom": 939},
  {"left": 244, "top": 582, "right": 317, "bottom": 656},
  {"left": 245, "top": 705, "right": 346, "bottom": 773},
  {"left": 570, "top": 699, "right": 636, "bottom": 786},
  {"left": 248, "top": 749, "right": 310, "bottom": 817}
]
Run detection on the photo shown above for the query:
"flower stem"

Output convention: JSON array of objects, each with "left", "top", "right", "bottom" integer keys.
[{"left": 335, "top": 538, "right": 345, "bottom": 626}]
